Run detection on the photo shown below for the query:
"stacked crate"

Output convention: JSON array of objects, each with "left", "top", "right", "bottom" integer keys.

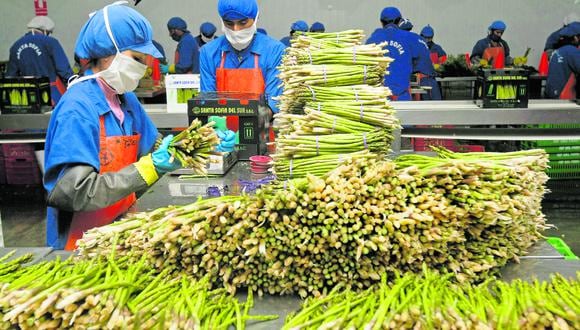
[
  {"left": 536, "top": 124, "right": 580, "bottom": 180},
  {"left": 2, "top": 144, "right": 42, "bottom": 185}
]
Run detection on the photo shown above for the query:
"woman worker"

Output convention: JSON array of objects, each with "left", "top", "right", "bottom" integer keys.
[
  {"left": 43, "top": 2, "right": 181, "bottom": 250},
  {"left": 199, "top": 0, "right": 285, "bottom": 115}
]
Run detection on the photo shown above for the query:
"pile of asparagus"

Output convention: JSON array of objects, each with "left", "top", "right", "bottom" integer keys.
[
  {"left": 0, "top": 251, "right": 276, "bottom": 329},
  {"left": 77, "top": 148, "right": 550, "bottom": 298},
  {"left": 273, "top": 30, "right": 399, "bottom": 179},
  {"left": 160, "top": 119, "right": 220, "bottom": 174},
  {"left": 285, "top": 268, "right": 580, "bottom": 330}
]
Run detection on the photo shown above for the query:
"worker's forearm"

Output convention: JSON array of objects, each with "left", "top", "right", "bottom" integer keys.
[{"left": 47, "top": 164, "right": 148, "bottom": 212}]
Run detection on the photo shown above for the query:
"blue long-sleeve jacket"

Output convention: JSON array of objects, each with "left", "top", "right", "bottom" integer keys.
[
  {"left": 545, "top": 45, "right": 580, "bottom": 98},
  {"left": 429, "top": 43, "right": 447, "bottom": 58},
  {"left": 280, "top": 36, "right": 291, "bottom": 47},
  {"left": 174, "top": 32, "right": 200, "bottom": 74},
  {"left": 366, "top": 25, "right": 418, "bottom": 100},
  {"left": 199, "top": 33, "right": 285, "bottom": 113},
  {"left": 544, "top": 28, "right": 564, "bottom": 51},
  {"left": 470, "top": 35, "right": 511, "bottom": 64},
  {"left": 7, "top": 32, "right": 73, "bottom": 105}
]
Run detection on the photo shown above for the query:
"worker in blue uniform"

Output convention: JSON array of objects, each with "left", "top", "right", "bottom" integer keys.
[
  {"left": 366, "top": 7, "right": 418, "bottom": 101},
  {"left": 409, "top": 30, "right": 442, "bottom": 100},
  {"left": 162, "top": 17, "right": 200, "bottom": 74},
  {"left": 280, "top": 20, "right": 308, "bottom": 47},
  {"left": 420, "top": 25, "right": 447, "bottom": 66},
  {"left": 545, "top": 13, "right": 579, "bottom": 56},
  {"left": 43, "top": 3, "right": 180, "bottom": 249},
  {"left": 7, "top": 16, "right": 73, "bottom": 106},
  {"left": 195, "top": 22, "right": 218, "bottom": 48},
  {"left": 545, "top": 22, "right": 580, "bottom": 99},
  {"left": 470, "top": 20, "right": 511, "bottom": 67},
  {"left": 399, "top": 18, "right": 413, "bottom": 32},
  {"left": 199, "top": 0, "right": 286, "bottom": 115},
  {"left": 310, "top": 22, "right": 325, "bottom": 33}
]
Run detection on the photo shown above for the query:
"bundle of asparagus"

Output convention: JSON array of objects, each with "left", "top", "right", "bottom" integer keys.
[
  {"left": 284, "top": 268, "right": 580, "bottom": 330},
  {"left": 289, "top": 30, "right": 366, "bottom": 49},
  {"left": 278, "top": 64, "right": 385, "bottom": 90},
  {"left": 283, "top": 43, "right": 391, "bottom": 67},
  {"left": 0, "top": 254, "right": 276, "bottom": 329},
  {"left": 161, "top": 119, "right": 220, "bottom": 174},
  {"left": 77, "top": 149, "right": 550, "bottom": 298}
]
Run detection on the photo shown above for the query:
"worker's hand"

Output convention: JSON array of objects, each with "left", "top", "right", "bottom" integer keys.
[
  {"left": 215, "top": 130, "right": 236, "bottom": 152},
  {"left": 433, "top": 63, "right": 441, "bottom": 71},
  {"left": 168, "top": 64, "right": 176, "bottom": 74},
  {"left": 513, "top": 56, "right": 528, "bottom": 67},
  {"left": 160, "top": 63, "right": 169, "bottom": 74},
  {"left": 479, "top": 59, "right": 489, "bottom": 68},
  {"left": 152, "top": 135, "right": 182, "bottom": 173}
]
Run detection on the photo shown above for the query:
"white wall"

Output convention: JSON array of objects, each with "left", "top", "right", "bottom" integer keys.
[{"left": 1, "top": 0, "right": 579, "bottom": 68}]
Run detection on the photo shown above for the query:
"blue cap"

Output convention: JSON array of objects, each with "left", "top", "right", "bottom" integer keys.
[
  {"left": 200, "top": 22, "right": 216, "bottom": 36},
  {"left": 489, "top": 20, "right": 506, "bottom": 31},
  {"left": 420, "top": 25, "right": 434, "bottom": 37},
  {"left": 399, "top": 18, "right": 413, "bottom": 31},
  {"left": 291, "top": 20, "right": 308, "bottom": 32},
  {"left": 560, "top": 21, "right": 580, "bottom": 37},
  {"left": 381, "top": 7, "right": 402, "bottom": 21},
  {"left": 167, "top": 17, "right": 187, "bottom": 31},
  {"left": 257, "top": 27, "right": 267, "bottom": 35},
  {"left": 218, "top": 0, "right": 258, "bottom": 20},
  {"left": 310, "top": 22, "right": 325, "bottom": 32},
  {"left": 75, "top": 3, "right": 162, "bottom": 60}
]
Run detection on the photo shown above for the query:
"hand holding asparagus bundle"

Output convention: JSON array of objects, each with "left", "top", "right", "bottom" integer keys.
[{"left": 162, "top": 119, "right": 220, "bottom": 174}]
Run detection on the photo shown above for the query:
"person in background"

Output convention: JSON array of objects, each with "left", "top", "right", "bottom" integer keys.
[
  {"left": 195, "top": 22, "right": 217, "bottom": 48},
  {"left": 280, "top": 20, "right": 308, "bottom": 47},
  {"left": 310, "top": 22, "right": 325, "bottom": 33},
  {"left": 161, "top": 17, "right": 200, "bottom": 74},
  {"left": 366, "top": 7, "right": 418, "bottom": 101},
  {"left": 43, "top": 3, "right": 181, "bottom": 249},
  {"left": 420, "top": 25, "right": 447, "bottom": 67},
  {"left": 544, "top": 13, "right": 579, "bottom": 57},
  {"left": 405, "top": 22, "right": 441, "bottom": 100},
  {"left": 257, "top": 28, "right": 268, "bottom": 35},
  {"left": 470, "top": 20, "right": 511, "bottom": 68},
  {"left": 7, "top": 16, "right": 73, "bottom": 106},
  {"left": 399, "top": 18, "right": 413, "bottom": 31},
  {"left": 545, "top": 22, "right": 580, "bottom": 99}
]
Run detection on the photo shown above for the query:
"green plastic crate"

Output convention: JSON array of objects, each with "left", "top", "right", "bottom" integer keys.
[
  {"left": 548, "top": 153, "right": 580, "bottom": 161},
  {"left": 536, "top": 140, "right": 580, "bottom": 148},
  {"left": 546, "top": 237, "right": 579, "bottom": 260}
]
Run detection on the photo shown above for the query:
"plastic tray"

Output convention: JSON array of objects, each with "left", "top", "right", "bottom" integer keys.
[{"left": 546, "top": 237, "right": 579, "bottom": 260}]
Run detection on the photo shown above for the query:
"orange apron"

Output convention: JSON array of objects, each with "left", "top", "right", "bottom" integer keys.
[
  {"left": 64, "top": 116, "right": 140, "bottom": 250},
  {"left": 482, "top": 47, "right": 505, "bottom": 69},
  {"left": 559, "top": 73, "right": 577, "bottom": 100},
  {"left": 50, "top": 77, "right": 67, "bottom": 106},
  {"left": 216, "top": 52, "right": 271, "bottom": 141}
]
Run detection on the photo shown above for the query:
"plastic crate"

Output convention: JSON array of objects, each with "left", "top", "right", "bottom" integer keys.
[
  {"left": 0, "top": 76, "right": 52, "bottom": 114},
  {"left": 474, "top": 68, "right": 529, "bottom": 108},
  {"left": 548, "top": 153, "right": 580, "bottom": 161},
  {"left": 5, "top": 158, "right": 41, "bottom": 185},
  {"left": 546, "top": 237, "right": 579, "bottom": 260},
  {"left": 546, "top": 159, "right": 580, "bottom": 180},
  {"left": 412, "top": 138, "right": 455, "bottom": 151},
  {"left": 543, "top": 145, "right": 580, "bottom": 154},
  {"left": 2, "top": 144, "right": 35, "bottom": 159},
  {"left": 449, "top": 144, "right": 485, "bottom": 152}
]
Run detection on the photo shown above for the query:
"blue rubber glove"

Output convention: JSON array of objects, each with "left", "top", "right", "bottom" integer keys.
[
  {"left": 215, "top": 130, "right": 236, "bottom": 152},
  {"left": 160, "top": 63, "right": 169, "bottom": 74},
  {"left": 152, "top": 135, "right": 181, "bottom": 173}
]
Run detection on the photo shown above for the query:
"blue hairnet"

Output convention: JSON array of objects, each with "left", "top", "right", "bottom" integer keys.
[
  {"left": 488, "top": 20, "right": 506, "bottom": 31},
  {"left": 167, "top": 17, "right": 188, "bottom": 31},
  {"left": 310, "top": 22, "right": 325, "bottom": 32},
  {"left": 75, "top": 3, "right": 162, "bottom": 60},
  {"left": 257, "top": 27, "right": 268, "bottom": 35},
  {"left": 560, "top": 21, "right": 580, "bottom": 37},
  {"left": 291, "top": 20, "right": 308, "bottom": 32},
  {"left": 381, "top": 7, "right": 402, "bottom": 21},
  {"left": 420, "top": 25, "right": 434, "bottom": 38},
  {"left": 218, "top": 0, "right": 258, "bottom": 20},
  {"left": 399, "top": 18, "right": 413, "bottom": 31},
  {"left": 200, "top": 22, "right": 217, "bottom": 36}
]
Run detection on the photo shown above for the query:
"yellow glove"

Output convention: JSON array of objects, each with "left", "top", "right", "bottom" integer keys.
[
  {"left": 144, "top": 67, "right": 153, "bottom": 77},
  {"left": 513, "top": 56, "right": 528, "bottom": 66},
  {"left": 134, "top": 154, "right": 159, "bottom": 186},
  {"left": 479, "top": 59, "right": 489, "bottom": 68},
  {"left": 433, "top": 63, "right": 441, "bottom": 71},
  {"left": 168, "top": 64, "right": 176, "bottom": 74}
]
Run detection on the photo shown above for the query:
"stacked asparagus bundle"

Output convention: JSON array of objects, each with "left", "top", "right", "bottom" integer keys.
[
  {"left": 0, "top": 252, "right": 276, "bottom": 329},
  {"left": 273, "top": 30, "right": 400, "bottom": 179},
  {"left": 77, "top": 149, "right": 550, "bottom": 298},
  {"left": 160, "top": 119, "right": 220, "bottom": 174},
  {"left": 284, "top": 268, "right": 580, "bottom": 330}
]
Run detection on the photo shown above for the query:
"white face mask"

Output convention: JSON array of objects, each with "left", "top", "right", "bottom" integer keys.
[
  {"left": 222, "top": 18, "right": 257, "bottom": 51},
  {"left": 201, "top": 34, "right": 213, "bottom": 43},
  {"left": 68, "top": 3, "right": 147, "bottom": 94}
]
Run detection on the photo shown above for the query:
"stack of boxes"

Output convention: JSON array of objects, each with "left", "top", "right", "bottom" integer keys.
[{"left": 1, "top": 144, "right": 42, "bottom": 185}]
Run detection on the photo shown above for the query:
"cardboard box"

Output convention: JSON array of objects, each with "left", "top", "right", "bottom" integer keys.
[
  {"left": 474, "top": 69, "right": 529, "bottom": 108},
  {"left": 171, "top": 151, "right": 238, "bottom": 176},
  {"left": 188, "top": 92, "right": 270, "bottom": 160},
  {"left": 0, "top": 76, "right": 52, "bottom": 114},
  {"left": 165, "top": 74, "right": 200, "bottom": 113}
]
